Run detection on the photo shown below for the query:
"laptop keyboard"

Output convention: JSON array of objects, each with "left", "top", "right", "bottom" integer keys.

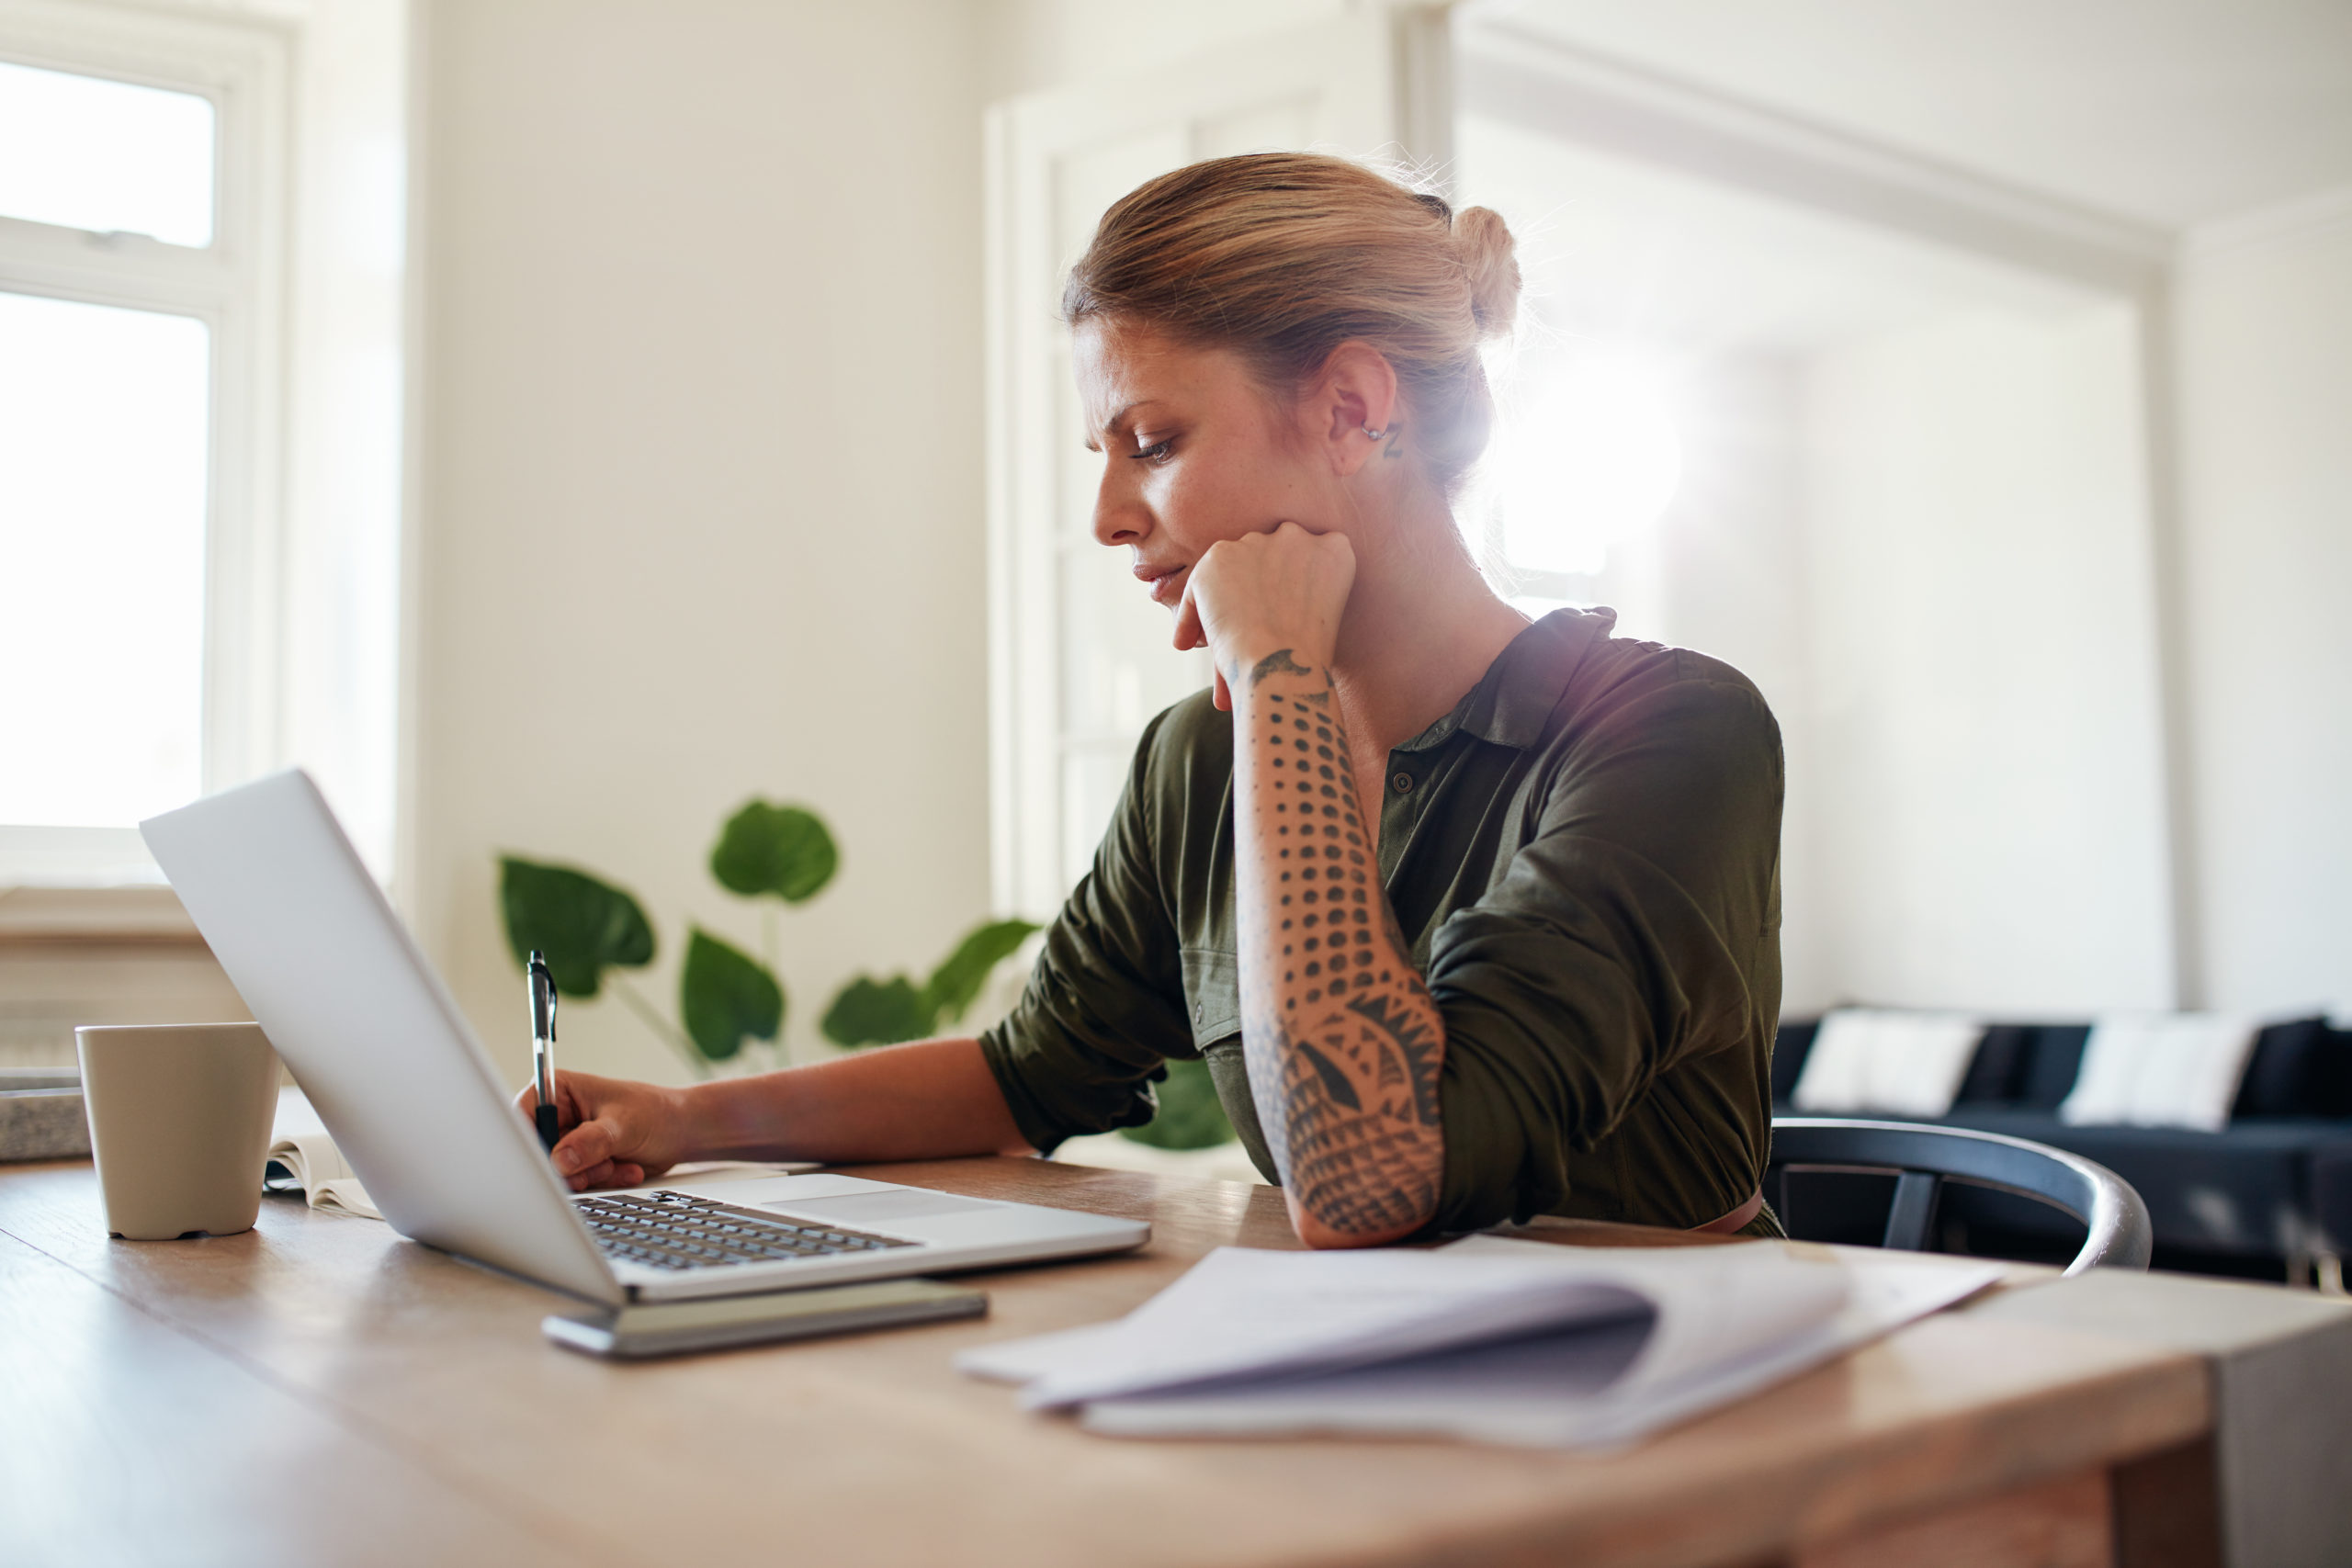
[{"left": 575, "top": 1190, "right": 916, "bottom": 1272}]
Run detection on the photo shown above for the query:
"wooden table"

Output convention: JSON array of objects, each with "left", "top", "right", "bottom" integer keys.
[{"left": 0, "top": 1154, "right": 2283, "bottom": 1568}]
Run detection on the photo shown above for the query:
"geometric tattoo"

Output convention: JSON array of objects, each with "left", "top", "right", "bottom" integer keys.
[
  {"left": 1250, "top": 648, "right": 1312, "bottom": 682},
  {"left": 1233, "top": 646, "right": 1446, "bottom": 1239}
]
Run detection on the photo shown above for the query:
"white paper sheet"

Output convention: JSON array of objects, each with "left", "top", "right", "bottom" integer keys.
[
  {"left": 962, "top": 1237, "right": 2003, "bottom": 1450},
  {"left": 962, "top": 1247, "right": 1674, "bottom": 1409}
]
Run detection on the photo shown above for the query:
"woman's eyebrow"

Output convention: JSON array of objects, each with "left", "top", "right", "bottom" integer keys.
[{"left": 1080, "top": 401, "right": 1155, "bottom": 453}]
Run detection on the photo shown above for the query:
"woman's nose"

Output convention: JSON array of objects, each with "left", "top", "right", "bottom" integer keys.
[{"left": 1091, "top": 458, "right": 1148, "bottom": 547}]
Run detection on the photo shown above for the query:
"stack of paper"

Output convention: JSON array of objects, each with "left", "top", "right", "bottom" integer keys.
[
  {"left": 266, "top": 1087, "right": 383, "bottom": 1219},
  {"left": 960, "top": 1237, "right": 2002, "bottom": 1449}
]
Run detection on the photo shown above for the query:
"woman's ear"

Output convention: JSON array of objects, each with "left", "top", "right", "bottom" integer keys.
[{"left": 1310, "top": 343, "right": 1403, "bottom": 476}]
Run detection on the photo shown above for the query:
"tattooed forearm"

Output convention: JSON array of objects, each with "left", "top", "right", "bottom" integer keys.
[{"left": 1234, "top": 657, "right": 1446, "bottom": 1244}]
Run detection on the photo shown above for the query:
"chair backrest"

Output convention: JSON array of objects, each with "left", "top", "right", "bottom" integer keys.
[{"left": 1770, "top": 1117, "right": 2153, "bottom": 1274}]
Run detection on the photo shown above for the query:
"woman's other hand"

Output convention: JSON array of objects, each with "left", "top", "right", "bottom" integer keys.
[
  {"left": 1173, "top": 521, "right": 1357, "bottom": 709},
  {"left": 514, "top": 1070, "right": 693, "bottom": 1190}
]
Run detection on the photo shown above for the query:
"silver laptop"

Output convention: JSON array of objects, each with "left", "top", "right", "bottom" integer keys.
[{"left": 141, "top": 770, "right": 1148, "bottom": 1307}]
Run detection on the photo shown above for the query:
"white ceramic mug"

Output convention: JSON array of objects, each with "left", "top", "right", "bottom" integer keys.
[{"left": 75, "top": 1021, "right": 279, "bottom": 1240}]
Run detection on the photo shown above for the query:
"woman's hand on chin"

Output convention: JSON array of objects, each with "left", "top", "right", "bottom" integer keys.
[{"left": 1173, "top": 522, "right": 1357, "bottom": 708}]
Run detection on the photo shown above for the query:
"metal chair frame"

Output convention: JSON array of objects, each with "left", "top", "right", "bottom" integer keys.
[{"left": 1770, "top": 1117, "right": 2154, "bottom": 1274}]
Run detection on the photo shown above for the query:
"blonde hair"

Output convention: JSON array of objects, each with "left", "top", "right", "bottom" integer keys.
[{"left": 1062, "top": 152, "right": 1521, "bottom": 497}]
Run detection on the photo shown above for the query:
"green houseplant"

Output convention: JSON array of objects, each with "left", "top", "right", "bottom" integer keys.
[
  {"left": 495, "top": 795, "right": 1235, "bottom": 1150},
  {"left": 497, "top": 797, "right": 1035, "bottom": 1077}
]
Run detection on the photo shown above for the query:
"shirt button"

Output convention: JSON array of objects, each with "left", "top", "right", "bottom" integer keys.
[{"left": 1392, "top": 772, "right": 1414, "bottom": 795}]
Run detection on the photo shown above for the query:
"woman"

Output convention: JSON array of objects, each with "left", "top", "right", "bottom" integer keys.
[{"left": 527, "top": 153, "right": 1785, "bottom": 1247}]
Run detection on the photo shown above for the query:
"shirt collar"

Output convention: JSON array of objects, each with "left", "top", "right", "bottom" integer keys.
[{"left": 1393, "top": 606, "right": 1617, "bottom": 754}]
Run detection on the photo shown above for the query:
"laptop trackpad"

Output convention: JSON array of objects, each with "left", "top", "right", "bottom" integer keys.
[{"left": 763, "top": 1189, "right": 1003, "bottom": 1224}]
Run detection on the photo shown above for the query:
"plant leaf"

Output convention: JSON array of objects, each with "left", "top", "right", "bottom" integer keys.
[
  {"left": 820, "top": 975, "right": 932, "bottom": 1049},
  {"left": 679, "top": 928, "right": 784, "bottom": 1062},
  {"left": 498, "top": 857, "right": 656, "bottom": 998},
  {"left": 708, "top": 801, "right": 838, "bottom": 904},
  {"left": 1119, "top": 1056, "right": 1236, "bottom": 1151},
  {"left": 920, "top": 918, "right": 1041, "bottom": 1025}
]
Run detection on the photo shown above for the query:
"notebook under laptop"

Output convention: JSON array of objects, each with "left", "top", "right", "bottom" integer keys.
[{"left": 141, "top": 770, "right": 1148, "bottom": 1306}]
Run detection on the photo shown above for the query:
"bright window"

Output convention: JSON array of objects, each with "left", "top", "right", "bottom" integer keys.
[
  {"left": 0, "top": 59, "right": 215, "bottom": 245},
  {"left": 0, "top": 12, "right": 279, "bottom": 882},
  {"left": 0, "top": 3, "right": 407, "bottom": 893},
  {"left": 1487, "top": 349, "right": 1685, "bottom": 579},
  {"left": 0, "top": 291, "right": 210, "bottom": 827}
]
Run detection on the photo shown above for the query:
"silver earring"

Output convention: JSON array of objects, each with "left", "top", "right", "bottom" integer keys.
[{"left": 1363, "top": 423, "right": 1389, "bottom": 440}]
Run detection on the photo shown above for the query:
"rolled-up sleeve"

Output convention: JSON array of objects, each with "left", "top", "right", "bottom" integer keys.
[
  {"left": 1424, "top": 673, "right": 1782, "bottom": 1232},
  {"left": 978, "top": 713, "right": 1192, "bottom": 1154}
]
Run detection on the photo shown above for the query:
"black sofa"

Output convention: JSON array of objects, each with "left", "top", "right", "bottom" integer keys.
[{"left": 1770, "top": 1016, "right": 2352, "bottom": 1283}]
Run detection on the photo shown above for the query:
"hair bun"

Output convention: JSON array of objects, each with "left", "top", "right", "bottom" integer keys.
[{"left": 1453, "top": 206, "right": 1520, "bottom": 339}]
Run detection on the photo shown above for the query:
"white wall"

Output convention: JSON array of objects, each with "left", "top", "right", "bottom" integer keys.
[
  {"left": 1797, "top": 304, "right": 2176, "bottom": 1013},
  {"left": 978, "top": 0, "right": 1348, "bottom": 99},
  {"left": 282, "top": 0, "right": 407, "bottom": 879},
  {"left": 2175, "top": 202, "right": 2352, "bottom": 1019},
  {"left": 406, "top": 0, "right": 992, "bottom": 1084}
]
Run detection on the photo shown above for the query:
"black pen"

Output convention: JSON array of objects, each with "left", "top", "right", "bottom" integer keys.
[{"left": 527, "top": 950, "right": 561, "bottom": 1152}]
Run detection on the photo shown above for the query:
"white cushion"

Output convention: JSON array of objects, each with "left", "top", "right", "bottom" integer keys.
[
  {"left": 1791, "top": 1009, "right": 1985, "bottom": 1119},
  {"left": 2059, "top": 1013, "right": 2260, "bottom": 1133}
]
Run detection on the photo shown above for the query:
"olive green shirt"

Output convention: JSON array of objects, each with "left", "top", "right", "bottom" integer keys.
[{"left": 978, "top": 607, "right": 1784, "bottom": 1235}]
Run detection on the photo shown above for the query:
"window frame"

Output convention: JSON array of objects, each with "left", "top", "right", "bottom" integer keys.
[{"left": 0, "top": 0, "right": 289, "bottom": 882}]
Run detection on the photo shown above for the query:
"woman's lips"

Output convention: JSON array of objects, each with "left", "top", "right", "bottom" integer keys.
[{"left": 1142, "top": 565, "right": 1189, "bottom": 607}]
